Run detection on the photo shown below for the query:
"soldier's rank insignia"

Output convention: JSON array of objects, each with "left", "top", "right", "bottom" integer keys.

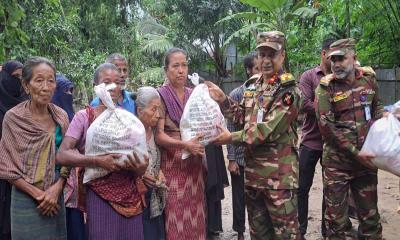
[
  {"left": 320, "top": 77, "right": 331, "bottom": 86},
  {"left": 282, "top": 92, "right": 294, "bottom": 106},
  {"left": 244, "top": 91, "right": 253, "bottom": 97},
  {"left": 280, "top": 73, "right": 294, "bottom": 85}
]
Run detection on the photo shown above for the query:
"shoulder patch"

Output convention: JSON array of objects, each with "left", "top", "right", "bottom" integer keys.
[
  {"left": 280, "top": 73, "right": 295, "bottom": 86},
  {"left": 282, "top": 91, "right": 295, "bottom": 106},
  {"left": 320, "top": 74, "right": 334, "bottom": 87}
]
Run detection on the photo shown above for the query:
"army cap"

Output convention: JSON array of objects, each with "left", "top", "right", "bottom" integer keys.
[
  {"left": 256, "top": 31, "right": 285, "bottom": 51},
  {"left": 328, "top": 38, "right": 356, "bottom": 58}
]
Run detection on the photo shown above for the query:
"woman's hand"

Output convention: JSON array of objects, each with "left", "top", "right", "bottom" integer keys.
[
  {"left": 142, "top": 173, "right": 158, "bottom": 188},
  {"left": 143, "top": 170, "right": 167, "bottom": 189},
  {"left": 158, "top": 170, "right": 166, "bottom": 185},
  {"left": 36, "top": 179, "right": 64, "bottom": 217},
  {"left": 94, "top": 153, "right": 123, "bottom": 171},
  {"left": 184, "top": 134, "right": 205, "bottom": 157},
  {"left": 204, "top": 81, "right": 227, "bottom": 104},
  {"left": 210, "top": 124, "right": 232, "bottom": 145},
  {"left": 122, "top": 152, "right": 149, "bottom": 176},
  {"left": 228, "top": 161, "right": 240, "bottom": 175}
]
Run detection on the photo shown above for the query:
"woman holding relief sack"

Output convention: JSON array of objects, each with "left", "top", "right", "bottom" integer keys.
[
  {"left": 156, "top": 48, "right": 207, "bottom": 240},
  {"left": 133, "top": 86, "right": 167, "bottom": 240},
  {"left": 57, "top": 63, "right": 148, "bottom": 240}
]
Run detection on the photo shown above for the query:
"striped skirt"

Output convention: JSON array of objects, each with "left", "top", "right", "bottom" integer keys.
[
  {"left": 86, "top": 187, "right": 144, "bottom": 240},
  {"left": 10, "top": 187, "right": 67, "bottom": 240}
]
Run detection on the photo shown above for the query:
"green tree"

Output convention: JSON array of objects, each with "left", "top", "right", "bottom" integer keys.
[{"left": 216, "top": 0, "right": 319, "bottom": 71}]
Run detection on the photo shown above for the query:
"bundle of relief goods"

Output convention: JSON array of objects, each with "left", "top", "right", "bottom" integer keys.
[
  {"left": 361, "top": 112, "right": 400, "bottom": 177},
  {"left": 180, "top": 74, "right": 226, "bottom": 159},
  {"left": 83, "top": 83, "right": 147, "bottom": 183}
]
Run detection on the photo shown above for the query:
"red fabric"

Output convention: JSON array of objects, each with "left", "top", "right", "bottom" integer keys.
[
  {"left": 88, "top": 172, "right": 146, "bottom": 217},
  {"left": 84, "top": 106, "right": 146, "bottom": 217}
]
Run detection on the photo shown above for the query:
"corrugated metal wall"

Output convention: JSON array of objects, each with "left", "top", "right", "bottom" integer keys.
[{"left": 376, "top": 68, "right": 400, "bottom": 105}]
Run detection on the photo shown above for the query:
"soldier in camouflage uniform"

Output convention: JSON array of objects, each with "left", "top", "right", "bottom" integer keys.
[
  {"left": 207, "top": 31, "right": 301, "bottom": 240},
  {"left": 315, "top": 38, "right": 384, "bottom": 239}
]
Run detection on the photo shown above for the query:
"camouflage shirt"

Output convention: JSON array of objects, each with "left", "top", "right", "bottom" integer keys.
[
  {"left": 221, "top": 73, "right": 301, "bottom": 190},
  {"left": 315, "top": 67, "right": 384, "bottom": 170}
]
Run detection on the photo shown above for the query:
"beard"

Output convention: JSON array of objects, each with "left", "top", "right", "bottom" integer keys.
[{"left": 333, "top": 65, "right": 353, "bottom": 80}]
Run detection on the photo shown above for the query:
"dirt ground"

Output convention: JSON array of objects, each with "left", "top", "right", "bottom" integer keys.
[{"left": 218, "top": 153, "right": 400, "bottom": 240}]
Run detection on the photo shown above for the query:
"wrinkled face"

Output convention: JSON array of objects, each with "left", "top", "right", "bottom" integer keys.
[
  {"left": 11, "top": 68, "right": 23, "bottom": 80},
  {"left": 165, "top": 52, "right": 188, "bottom": 87},
  {"left": 257, "top": 47, "right": 285, "bottom": 78},
  {"left": 138, "top": 98, "right": 161, "bottom": 128},
  {"left": 331, "top": 52, "right": 355, "bottom": 80},
  {"left": 112, "top": 59, "right": 129, "bottom": 86},
  {"left": 23, "top": 63, "right": 56, "bottom": 106},
  {"left": 98, "top": 69, "right": 121, "bottom": 102}
]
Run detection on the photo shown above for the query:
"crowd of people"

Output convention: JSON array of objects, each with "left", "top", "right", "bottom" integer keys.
[{"left": 0, "top": 29, "right": 389, "bottom": 240}]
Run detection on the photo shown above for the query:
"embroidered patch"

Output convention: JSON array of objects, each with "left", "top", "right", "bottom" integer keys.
[
  {"left": 360, "top": 89, "right": 375, "bottom": 95},
  {"left": 333, "top": 92, "right": 349, "bottom": 102},
  {"left": 282, "top": 92, "right": 294, "bottom": 106},
  {"left": 360, "top": 95, "right": 367, "bottom": 102}
]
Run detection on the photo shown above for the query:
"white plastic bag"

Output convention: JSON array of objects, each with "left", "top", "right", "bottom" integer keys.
[
  {"left": 361, "top": 113, "right": 400, "bottom": 176},
  {"left": 83, "top": 83, "right": 147, "bottom": 183},
  {"left": 180, "top": 82, "right": 226, "bottom": 159}
]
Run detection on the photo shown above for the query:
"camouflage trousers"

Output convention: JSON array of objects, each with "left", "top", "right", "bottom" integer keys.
[
  {"left": 323, "top": 167, "right": 382, "bottom": 240},
  {"left": 245, "top": 187, "right": 300, "bottom": 240}
]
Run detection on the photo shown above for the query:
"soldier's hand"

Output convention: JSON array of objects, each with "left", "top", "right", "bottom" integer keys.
[
  {"left": 228, "top": 161, "right": 240, "bottom": 175},
  {"left": 204, "top": 81, "right": 227, "bottom": 104},
  {"left": 382, "top": 111, "right": 390, "bottom": 118},
  {"left": 210, "top": 124, "right": 232, "bottom": 145},
  {"left": 357, "top": 152, "right": 377, "bottom": 170}
]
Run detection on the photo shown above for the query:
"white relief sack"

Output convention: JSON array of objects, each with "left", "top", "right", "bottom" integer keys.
[
  {"left": 361, "top": 113, "right": 400, "bottom": 177},
  {"left": 180, "top": 80, "right": 226, "bottom": 160},
  {"left": 83, "top": 83, "right": 147, "bottom": 183}
]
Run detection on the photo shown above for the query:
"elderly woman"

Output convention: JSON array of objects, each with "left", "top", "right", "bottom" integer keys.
[
  {"left": 156, "top": 48, "right": 206, "bottom": 239},
  {"left": 0, "top": 57, "right": 70, "bottom": 239},
  {"left": 57, "top": 63, "right": 148, "bottom": 240},
  {"left": 0, "top": 60, "right": 26, "bottom": 240},
  {"left": 133, "top": 87, "right": 166, "bottom": 240}
]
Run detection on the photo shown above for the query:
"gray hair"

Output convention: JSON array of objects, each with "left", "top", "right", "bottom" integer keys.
[
  {"left": 22, "top": 56, "right": 56, "bottom": 83},
  {"left": 93, "top": 63, "right": 119, "bottom": 85},
  {"left": 133, "top": 87, "right": 160, "bottom": 109},
  {"left": 106, "top": 53, "right": 127, "bottom": 64}
]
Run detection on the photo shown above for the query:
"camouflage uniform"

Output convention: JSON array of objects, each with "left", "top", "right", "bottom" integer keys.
[
  {"left": 315, "top": 39, "right": 384, "bottom": 240},
  {"left": 221, "top": 31, "right": 301, "bottom": 240}
]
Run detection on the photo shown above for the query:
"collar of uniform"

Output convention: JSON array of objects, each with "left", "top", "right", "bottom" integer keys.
[
  {"left": 268, "top": 75, "right": 279, "bottom": 85},
  {"left": 257, "top": 74, "right": 279, "bottom": 85}
]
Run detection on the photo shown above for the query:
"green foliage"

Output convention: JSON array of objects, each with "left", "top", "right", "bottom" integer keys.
[{"left": 0, "top": 0, "right": 28, "bottom": 60}]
